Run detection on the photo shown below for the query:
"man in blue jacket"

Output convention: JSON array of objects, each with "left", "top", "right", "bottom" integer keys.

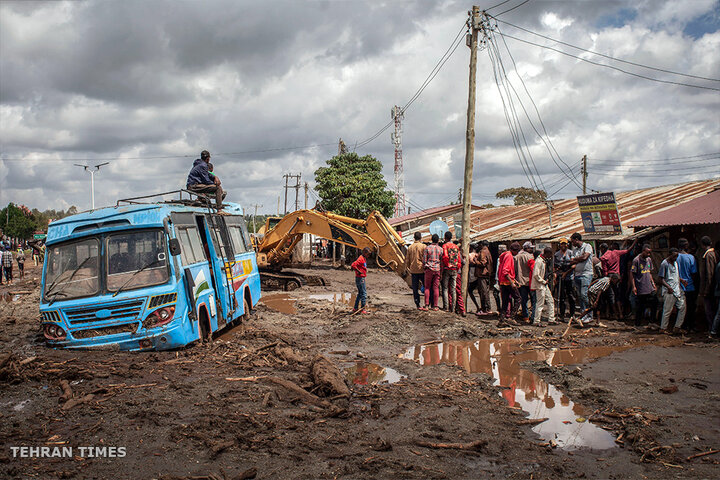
[{"left": 186, "top": 150, "right": 226, "bottom": 209}]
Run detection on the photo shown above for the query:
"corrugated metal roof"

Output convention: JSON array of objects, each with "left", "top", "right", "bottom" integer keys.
[
  {"left": 390, "top": 204, "right": 483, "bottom": 226},
  {"left": 628, "top": 188, "right": 720, "bottom": 227},
  {"left": 407, "top": 178, "right": 720, "bottom": 243}
]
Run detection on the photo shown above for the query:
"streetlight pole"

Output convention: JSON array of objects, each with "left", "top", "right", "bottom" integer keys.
[{"left": 74, "top": 162, "right": 109, "bottom": 210}]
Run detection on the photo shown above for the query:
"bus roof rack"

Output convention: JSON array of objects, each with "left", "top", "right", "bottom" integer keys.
[{"left": 116, "top": 189, "right": 217, "bottom": 209}]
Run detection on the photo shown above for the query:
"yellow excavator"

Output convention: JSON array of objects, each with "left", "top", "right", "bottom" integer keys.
[{"left": 254, "top": 209, "right": 410, "bottom": 290}]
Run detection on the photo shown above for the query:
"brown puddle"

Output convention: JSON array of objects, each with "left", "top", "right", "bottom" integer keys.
[
  {"left": 344, "top": 361, "right": 404, "bottom": 385},
  {"left": 261, "top": 293, "right": 297, "bottom": 314},
  {"left": 308, "top": 292, "right": 355, "bottom": 304},
  {"left": 403, "top": 337, "right": 681, "bottom": 450}
]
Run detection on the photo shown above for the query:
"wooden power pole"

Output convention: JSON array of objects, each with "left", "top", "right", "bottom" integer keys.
[
  {"left": 581, "top": 155, "right": 588, "bottom": 194},
  {"left": 460, "top": 6, "right": 481, "bottom": 311}
]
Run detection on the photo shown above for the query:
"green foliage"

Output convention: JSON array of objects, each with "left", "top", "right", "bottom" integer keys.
[
  {"left": 496, "top": 187, "right": 547, "bottom": 205},
  {"left": 0, "top": 204, "right": 79, "bottom": 239},
  {"left": 0, "top": 203, "right": 36, "bottom": 239},
  {"left": 314, "top": 153, "right": 395, "bottom": 219}
]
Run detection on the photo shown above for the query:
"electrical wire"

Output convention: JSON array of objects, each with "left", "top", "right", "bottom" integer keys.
[
  {"left": 491, "top": 17, "right": 720, "bottom": 83},
  {"left": 496, "top": 31, "right": 720, "bottom": 92},
  {"left": 485, "top": 0, "right": 513, "bottom": 12},
  {"left": 494, "top": 0, "right": 531, "bottom": 17},
  {"left": 591, "top": 153, "right": 720, "bottom": 165},
  {"left": 489, "top": 26, "right": 584, "bottom": 189},
  {"left": 354, "top": 21, "right": 468, "bottom": 150},
  {"left": 489, "top": 36, "right": 548, "bottom": 192},
  {"left": 588, "top": 168, "right": 720, "bottom": 178},
  {"left": 0, "top": 143, "right": 339, "bottom": 162}
]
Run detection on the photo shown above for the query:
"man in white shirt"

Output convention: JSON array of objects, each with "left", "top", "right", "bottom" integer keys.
[
  {"left": 570, "top": 232, "right": 594, "bottom": 315},
  {"left": 658, "top": 248, "right": 687, "bottom": 334}
]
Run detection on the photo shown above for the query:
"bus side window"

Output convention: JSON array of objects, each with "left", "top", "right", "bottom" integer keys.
[
  {"left": 178, "top": 227, "right": 204, "bottom": 265},
  {"left": 228, "top": 226, "right": 246, "bottom": 254}
]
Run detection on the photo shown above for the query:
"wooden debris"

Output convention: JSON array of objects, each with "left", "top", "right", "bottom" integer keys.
[
  {"left": 263, "top": 376, "right": 333, "bottom": 409},
  {"left": 59, "top": 380, "right": 73, "bottom": 403},
  {"left": 225, "top": 376, "right": 266, "bottom": 382},
  {"left": 62, "top": 394, "right": 95, "bottom": 410},
  {"left": 19, "top": 356, "right": 37, "bottom": 366},
  {"left": 516, "top": 417, "right": 548, "bottom": 426},
  {"left": 311, "top": 354, "right": 350, "bottom": 396},
  {"left": 415, "top": 439, "right": 487, "bottom": 451},
  {"left": 687, "top": 449, "right": 719, "bottom": 461}
]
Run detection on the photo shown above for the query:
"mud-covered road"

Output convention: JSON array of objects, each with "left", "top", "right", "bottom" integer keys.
[{"left": 1, "top": 263, "right": 718, "bottom": 479}]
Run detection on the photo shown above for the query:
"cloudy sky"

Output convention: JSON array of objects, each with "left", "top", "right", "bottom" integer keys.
[{"left": 1, "top": 0, "right": 719, "bottom": 216}]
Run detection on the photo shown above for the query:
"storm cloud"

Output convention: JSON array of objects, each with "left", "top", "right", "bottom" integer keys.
[{"left": 1, "top": 0, "right": 719, "bottom": 214}]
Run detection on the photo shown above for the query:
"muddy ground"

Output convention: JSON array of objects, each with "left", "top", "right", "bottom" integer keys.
[{"left": 1, "top": 263, "right": 718, "bottom": 479}]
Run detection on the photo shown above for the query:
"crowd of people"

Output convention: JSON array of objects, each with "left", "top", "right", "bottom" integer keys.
[
  {"left": 388, "top": 230, "right": 720, "bottom": 338},
  {"left": 0, "top": 239, "right": 42, "bottom": 286}
]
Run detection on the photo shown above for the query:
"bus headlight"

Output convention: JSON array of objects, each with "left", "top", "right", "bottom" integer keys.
[
  {"left": 44, "top": 324, "right": 66, "bottom": 340},
  {"left": 143, "top": 306, "right": 176, "bottom": 329}
]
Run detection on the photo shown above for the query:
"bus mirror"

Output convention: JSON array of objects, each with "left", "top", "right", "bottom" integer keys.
[{"left": 169, "top": 238, "right": 182, "bottom": 256}]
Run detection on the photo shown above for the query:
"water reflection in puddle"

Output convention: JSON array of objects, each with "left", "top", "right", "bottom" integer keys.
[
  {"left": 308, "top": 292, "right": 355, "bottom": 304},
  {"left": 344, "top": 361, "right": 404, "bottom": 385},
  {"left": 402, "top": 338, "right": 670, "bottom": 450},
  {"left": 261, "top": 293, "right": 297, "bottom": 314}
]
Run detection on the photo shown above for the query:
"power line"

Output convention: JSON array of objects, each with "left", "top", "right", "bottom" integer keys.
[
  {"left": 354, "top": 21, "right": 468, "bottom": 150},
  {"left": 489, "top": 26, "right": 584, "bottom": 189},
  {"left": 491, "top": 17, "right": 720, "bottom": 83},
  {"left": 496, "top": 31, "right": 720, "bottom": 92},
  {"left": 588, "top": 168, "right": 720, "bottom": 178},
  {"left": 591, "top": 153, "right": 720, "bottom": 164},
  {"left": 1, "top": 143, "right": 338, "bottom": 162},
  {"left": 494, "top": 0, "right": 532, "bottom": 17},
  {"left": 485, "top": 0, "right": 513, "bottom": 12}
]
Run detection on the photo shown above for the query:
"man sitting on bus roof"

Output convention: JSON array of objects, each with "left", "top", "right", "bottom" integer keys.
[{"left": 186, "top": 150, "right": 227, "bottom": 211}]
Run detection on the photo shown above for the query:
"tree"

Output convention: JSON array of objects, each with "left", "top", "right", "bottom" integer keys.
[
  {"left": 0, "top": 203, "right": 37, "bottom": 239},
  {"left": 496, "top": 187, "right": 547, "bottom": 205},
  {"left": 314, "top": 153, "right": 395, "bottom": 219}
]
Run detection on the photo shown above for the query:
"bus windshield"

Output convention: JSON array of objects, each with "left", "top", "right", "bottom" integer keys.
[
  {"left": 107, "top": 230, "right": 169, "bottom": 292},
  {"left": 44, "top": 238, "right": 100, "bottom": 301}
]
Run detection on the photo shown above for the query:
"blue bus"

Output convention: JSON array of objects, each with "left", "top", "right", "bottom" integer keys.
[{"left": 39, "top": 193, "right": 261, "bottom": 351}]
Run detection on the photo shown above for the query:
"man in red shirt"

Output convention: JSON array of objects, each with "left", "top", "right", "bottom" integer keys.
[
  {"left": 351, "top": 247, "right": 372, "bottom": 313},
  {"left": 498, "top": 242, "right": 521, "bottom": 325},
  {"left": 422, "top": 234, "right": 443, "bottom": 310},
  {"left": 600, "top": 239, "right": 636, "bottom": 319},
  {"left": 441, "top": 231, "right": 460, "bottom": 312}
]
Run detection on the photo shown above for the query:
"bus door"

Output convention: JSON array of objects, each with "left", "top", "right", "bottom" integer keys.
[
  {"left": 202, "top": 215, "right": 236, "bottom": 326},
  {"left": 171, "top": 212, "right": 218, "bottom": 338}
]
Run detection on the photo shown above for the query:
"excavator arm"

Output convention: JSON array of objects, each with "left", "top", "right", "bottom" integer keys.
[{"left": 256, "top": 209, "right": 411, "bottom": 287}]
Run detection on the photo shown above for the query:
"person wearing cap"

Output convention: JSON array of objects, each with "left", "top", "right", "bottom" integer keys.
[
  {"left": 570, "top": 232, "right": 594, "bottom": 316},
  {"left": 186, "top": 150, "right": 227, "bottom": 210},
  {"left": 514, "top": 241, "right": 534, "bottom": 323},
  {"left": 554, "top": 237, "right": 576, "bottom": 320}
]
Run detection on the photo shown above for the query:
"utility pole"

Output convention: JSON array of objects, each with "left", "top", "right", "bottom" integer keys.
[
  {"left": 283, "top": 175, "right": 289, "bottom": 214},
  {"left": 581, "top": 155, "right": 588, "bottom": 194},
  {"left": 304, "top": 182, "right": 308, "bottom": 209},
  {"left": 294, "top": 174, "right": 301, "bottom": 211},
  {"left": 283, "top": 173, "right": 301, "bottom": 214},
  {"left": 74, "top": 162, "right": 109, "bottom": 210},
  {"left": 251, "top": 204, "right": 262, "bottom": 233},
  {"left": 277, "top": 196, "right": 280, "bottom": 215},
  {"left": 460, "top": 6, "right": 481, "bottom": 311}
]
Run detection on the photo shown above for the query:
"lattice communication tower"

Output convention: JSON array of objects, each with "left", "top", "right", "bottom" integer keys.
[{"left": 391, "top": 105, "right": 407, "bottom": 217}]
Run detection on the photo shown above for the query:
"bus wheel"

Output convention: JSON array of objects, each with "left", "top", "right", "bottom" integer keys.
[
  {"left": 242, "top": 297, "right": 251, "bottom": 322},
  {"left": 285, "top": 279, "right": 301, "bottom": 291},
  {"left": 199, "top": 308, "right": 211, "bottom": 342}
]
